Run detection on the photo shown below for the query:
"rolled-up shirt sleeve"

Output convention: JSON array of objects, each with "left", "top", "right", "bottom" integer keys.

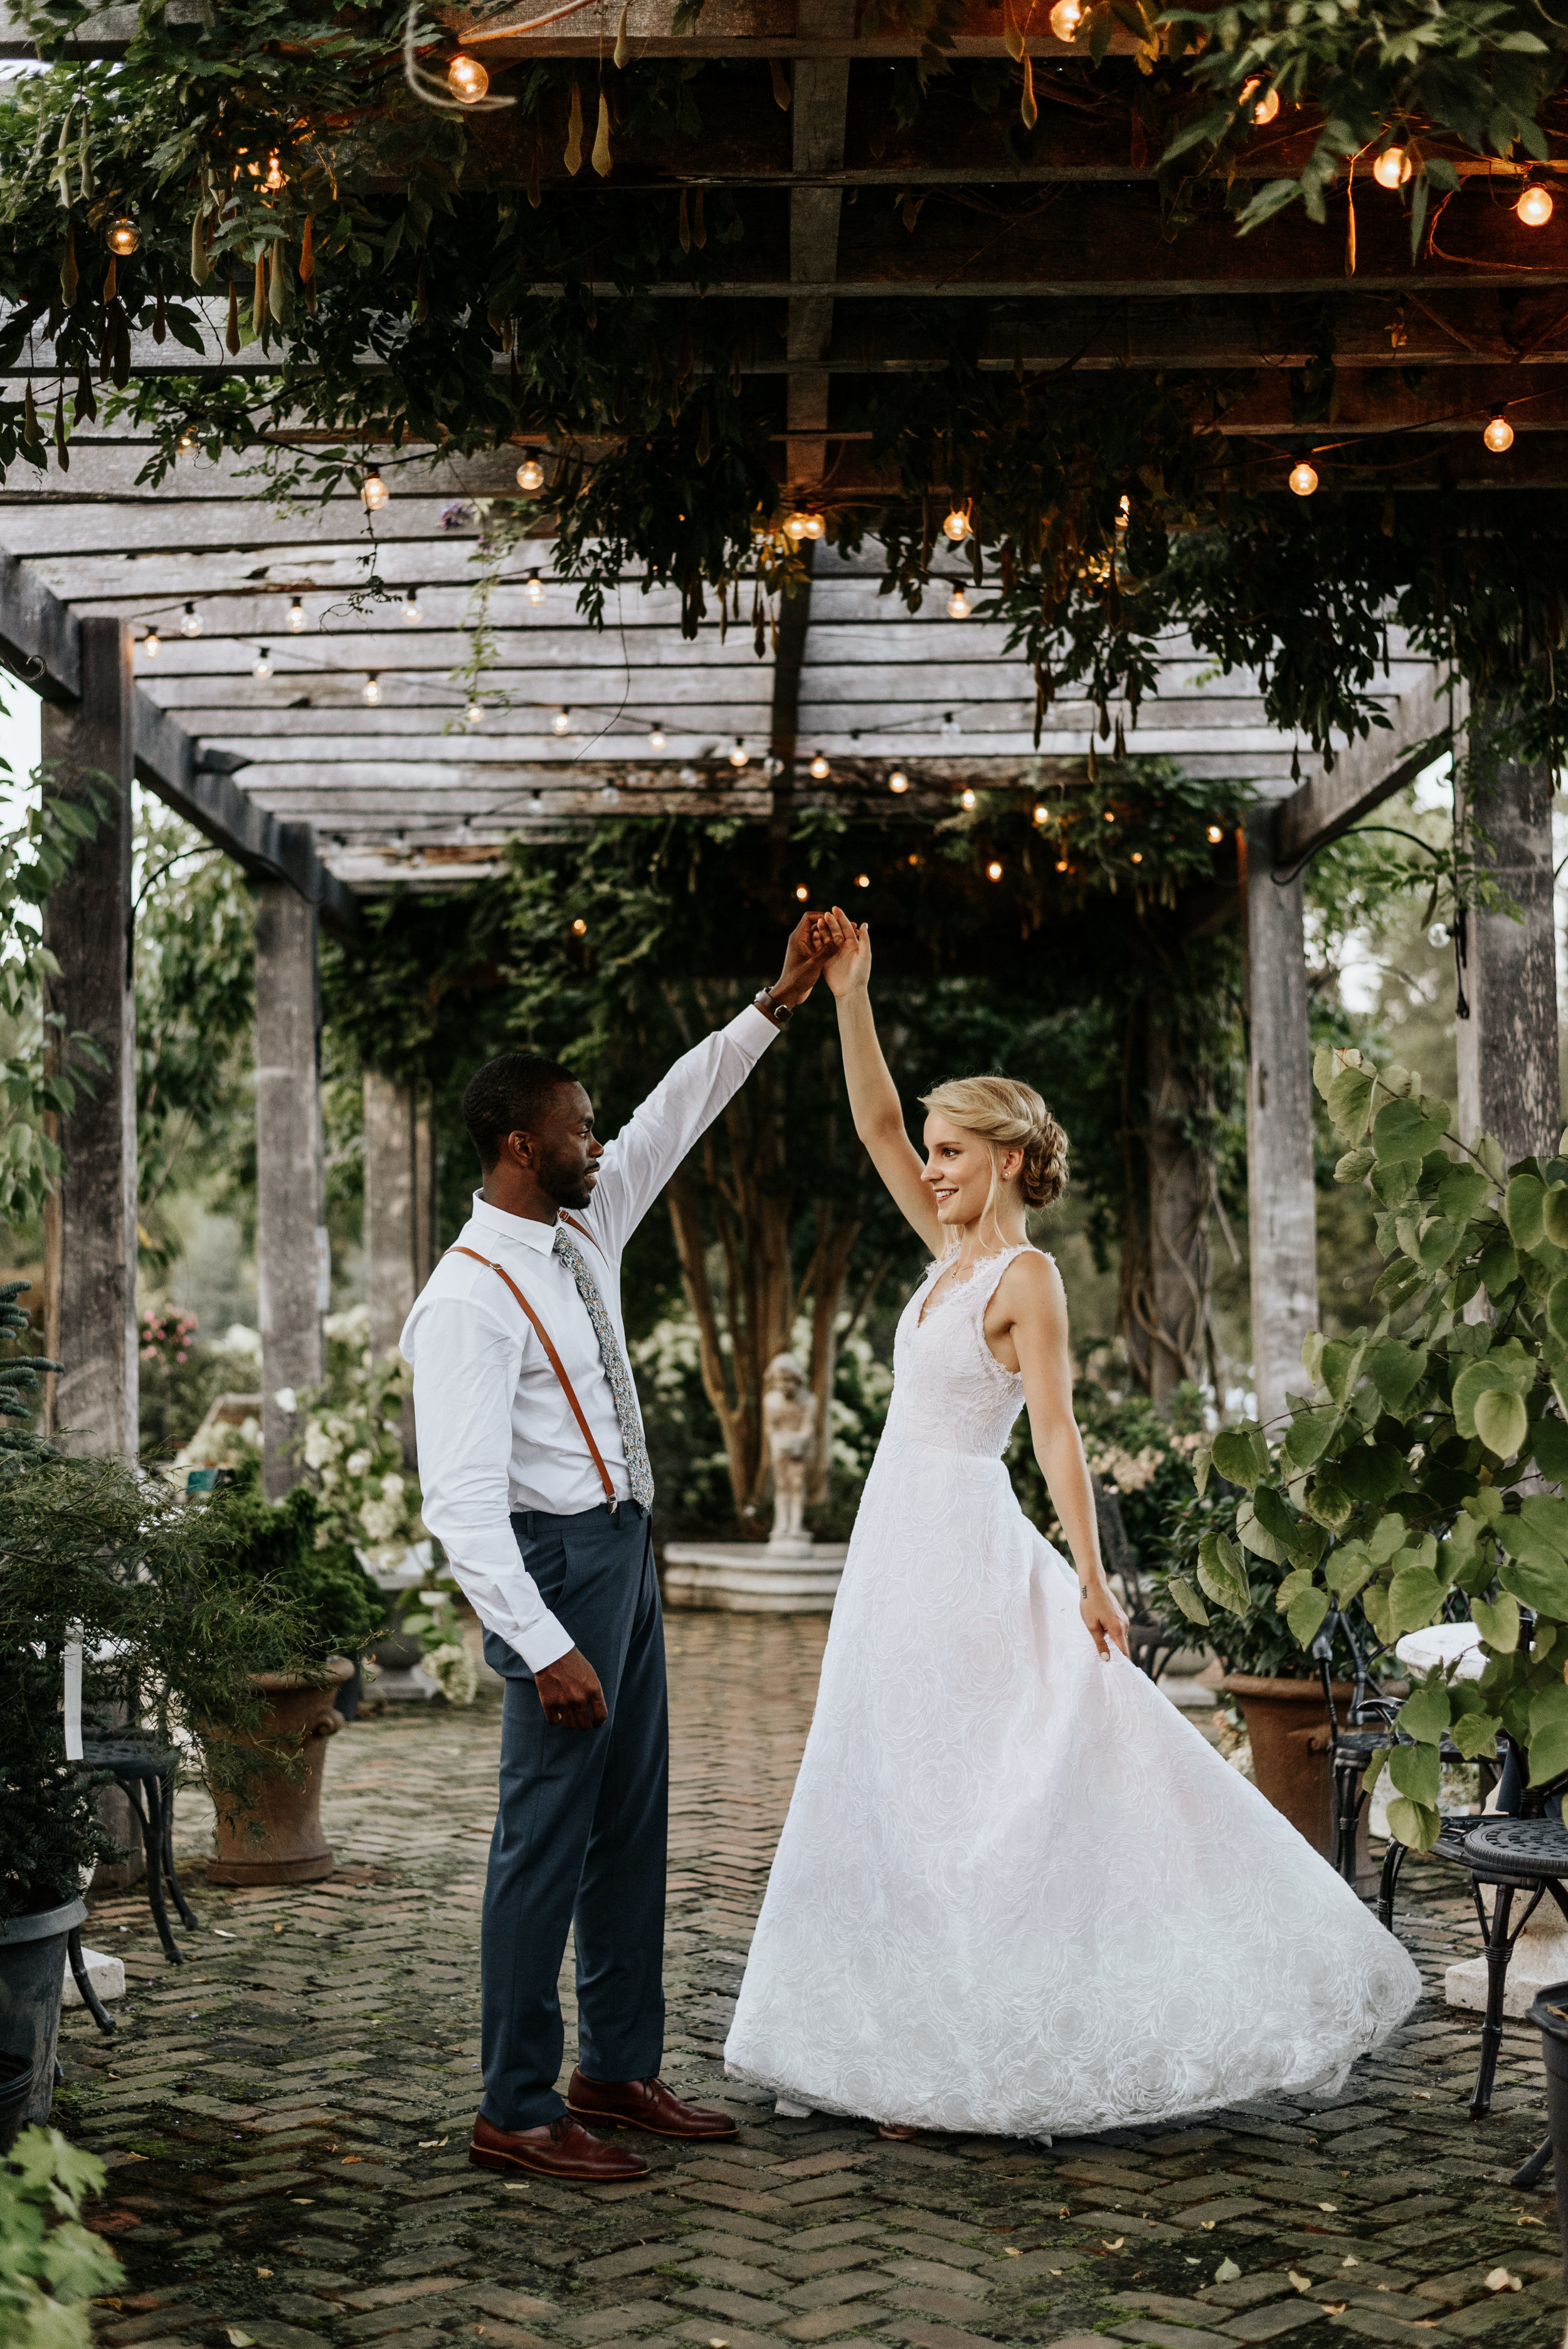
[{"left": 408, "top": 1291, "right": 576, "bottom": 1674}]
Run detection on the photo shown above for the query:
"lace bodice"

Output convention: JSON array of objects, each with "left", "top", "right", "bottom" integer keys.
[{"left": 883, "top": 1241, "right": 1039, "bottom": 1461}]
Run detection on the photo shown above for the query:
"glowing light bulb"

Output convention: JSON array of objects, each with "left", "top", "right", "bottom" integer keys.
[
  {"left": 960, "top": 787, "right": 976, "bottom": 811},
  {"left": 553, "top": 708, "right": 572, "bottom": 736},
  {"left": 287, "top": 597, "right": 306, "bottom": 634},
  {"left": 801, "top": 512, "right": 825, "bottom": 541},
  {"left": 1483, "top": 413, "right": 1515, "bottom": 453},
  {"left": 363, "top": 673, "right": 381, "bottom": 705},
  {"left": 1373, "top": 146, "right": 1413, "bottom": 190},
  {"left": 176, "top": 427, "right": 196, "bottom": 454},
  {"left": 783, "top": 511, "right": 809, "bottom": 543},
  {"left": 1116, "top": 494, "right": 1131, "bottom": 531},
  {"left": 180, "top": 603, "right": 202, "bottom": 639},
  {"left": 729, "top": 738, "right": 749, "bottom": 768},
  {"left": 986, "top": 860, "right": 1004, "bottom": 881},
  {"left": 1103, "top": 808, "right": 1116, "bottom": 823},
  {"left": 1242, "top": 79, "right": 1279, "bottom": 126},
  {"left": 525, "top": 570, "right": 546, "bottom": 606},
  {"left": 1518, "top": 183, "right": 1554, "bottom": 226},
  {"left": 1207, "top": 824, "right": 1224, "bottom": 844},
  {"left": 947, "top": 587, "right": 970, "bottom": 618},
  {"left": 105, "top": 216, "right": 140, "bottom": 256},
  {"left": 252, "top": 647, "right": 272, "bottom": 680},
  {"left": 1131, "top": 851, "right": 1143, "bottom": 864},
  {"left": 889, "top": 770, "right": 909, "bottom": 794},
  {"left": 648, "top": 723, "right": 667, "bottom": 751},
  {"left": 465, "top": 701, "right": 484, "bottom": 727},
  {"left": 141, "top": 628, "right": 160, "bottom": 660},
  {"left": 1048, "top": 0, "right": 1082, "bottom": 37},
  {"left": 1288, "top": 459, "right": 1319, "bottom": 497},
  {"left": 795, "top": 884, "right": 808, "bottom": 902},
  {"left": 360, "top": 467, "right": 389, "bottom": 511},
  {"left": 599, "top": 783, "right": 620, "bottom": 806},
  {"left": 1056, "top": 857, "right": 1069, "bottom": 872},
  {"left": 809, "top": 753, "right": 830, "bottom": 780},
  {"left": 941, "top": 506, "right": 972, "bottom": 542},
  {"left": 516, "top": 456, "right": 544, "bottom": 492},
  {"left": 447, "top": 51, "right": 490, "bottom": 102},
  {"left": 1034, "top": 803, "right": 1049, "bottom": 825},
  {"left": 262, "top": 151, "right": 287, "bottom": 193},
  {"left": 403, "top": 590, "right": 422, "bottom": 624},
  {"left": 571, "top": 916, "right": 588, "bottom": 936},
  {"left": 854, "top": 873, "right": 870, "bottom": 889}
]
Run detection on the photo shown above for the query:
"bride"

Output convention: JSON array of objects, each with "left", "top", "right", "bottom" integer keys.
[{"left": 724, "top": 911, "right": 1420, "bottom": 2139}]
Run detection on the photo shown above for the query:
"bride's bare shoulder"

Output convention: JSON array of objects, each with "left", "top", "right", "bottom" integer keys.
[{"left": 991, "top": 1246, "right": 1065, "bottom": 1320}]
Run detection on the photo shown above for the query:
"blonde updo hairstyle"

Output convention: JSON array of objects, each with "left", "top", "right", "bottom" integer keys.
[{"left": 918, "top": 1074, "right": 1069, "bottom": 1237}]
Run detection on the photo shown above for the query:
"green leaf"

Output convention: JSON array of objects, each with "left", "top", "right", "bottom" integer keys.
[
  {"left": 1212, "top": 1424, "right": 1264, "bottom": 1492},
  {"left": 1388, "top": 1741, "right": 1441, "bottom": 1806},
  {"left": 1285, "top": 1515, "right": 1330, "bottom": 1569},
  {"left": 1520, "top": 1494, "right": 1568, "bottom": 1551},
  {"left": 1545, "top": 1184, "right": 1568, "bottom": 1249},
  {"left": 1385, "top": 1796, "right": 1441, "bottom": 1852},
  {"left": 1528, "top": 1682, "right": 1568, "bottom": 1784},
  {"left": 1237, "top": 1497, "right": 1288, "bottom": 1564},
  {"left": 1286, "top": 1585, "right": 1330, "bottom": 1647},
  {"left": 1448, "top": 1710, "right": 1502, "bottom": 1761},
  {"left": 1547, "top": 1279, "right": 1568, "bottom": 1347},
  {"left": 1534, "top": 1416, "right": 1568, "bottom": 1482},
  {"left": 1320, "top": 1339, "right": 1365, "bottom": 1404},
  {"left": 1438, "top": 1164, "right": 1491, "bottom": 1226},
  {"left": 1282, "top": 1407, "right": 1340, "bottom": 1471},
  {"left": 1386, "top": 1564, "right": 1442, "bottom": 1636},
  {"left": 1373, "top": 1096, "right": 1448, "bottom": 1165},
  {"left": 1396, "top": 1680, "right": 1451, "bottom": 1744},
  {"left": 1498, "top": 1548, "right": 1568, "bottom": 1618},
  {"left": 1360, "top": 1743, "right": 1391, "bottom": 1794},
  {"left": 1197, "top": 1529, "right": 1251, "bottom": 1614},
  {"left": 1192, "top": 1446, "right": 1212, "bottom": 1500},
  {"left": 1325, "top": 1063, "right": 1374, "bottom": 1142},
  {"left": 1416, "top": 1217, "right": 1459, "bottom": 1273},
  {"left": 1367, "top": 1512, "right": 1409, "bottom": 1566},
  {"left": 1165, "top": 1573, "right": 1210, "bottom": 1628},
  {"left": 1507, "top": 1171, "right": 1545, "bottom": 1249},
  {"left": 1368, "top": 1341, "right": 1427, "bottom": 1413},
  {"left": 1475, "top": 1387, "right": 1529, "bottom": 1460},
  {"left": 1334, "top": 1146, "right": 1375, "bottom": 1185},
  {"left": 1478, "top": 1230, "right": 1519, "bottom": 1296}
]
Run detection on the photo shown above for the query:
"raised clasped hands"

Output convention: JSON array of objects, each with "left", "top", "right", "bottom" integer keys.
[{"left": 808, "top": 905, "right": 871, "bottom": 999}]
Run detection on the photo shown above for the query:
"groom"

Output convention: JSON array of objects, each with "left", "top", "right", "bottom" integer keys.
[{"left": 402, "top": 916, "right": 830, "bottom": 2183}]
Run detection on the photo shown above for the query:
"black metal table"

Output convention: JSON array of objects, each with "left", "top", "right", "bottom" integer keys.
[{"left": 1460, "top": 1816, "right": 1568, "bottom": 2185}]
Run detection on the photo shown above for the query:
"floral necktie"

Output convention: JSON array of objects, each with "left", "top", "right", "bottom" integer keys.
[{"left": 553, "top": 1225, "right": 655, "bottom": 1510}]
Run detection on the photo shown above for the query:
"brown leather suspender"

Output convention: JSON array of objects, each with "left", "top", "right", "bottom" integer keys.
[{"left": 447, "top": 1242, "right": 618, "bottom": 1510}]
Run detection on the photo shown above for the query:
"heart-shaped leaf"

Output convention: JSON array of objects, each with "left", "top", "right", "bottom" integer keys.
[
  {"left": 1387, "top": 1564, "right": 1442, "bottom": 1636},
  {"left": 1534, "top": 1416, "right": 1568, "bottom": 1483},
  {"left": 1528, "top": 1682, "right": 1568, "bottom": 1784},
  {"left": 1507, "top": 1172, "right": 1546, "bottom": 1249},
  {"left": 1283, "top": 1407, "right": 1340, "bottom": 1471},
  {"left": 1286, "top": 1586, "right": 1330, "bottom": 1647},
  {"left": 1388, "top": 1741, "right": 1441, "bottom": 1805},
  {"left": 1368, "top": 1341, "right": 1427, "bottom": 1413},
  {"left": 1165, "top": 1574, "right": 1209, "bottom": 1628},
  {"left": 1475, "top": 1387, "right": 1529, "bottom": 1460},
  {"left": 1438, "top": 1165, "right": 1491, "bottom": 1227},
  {"left": 1385, "top": 1795, "right": 1441, "bottom": 1852},
  {"left": 1237, "top": 1498, "right": 1288, "bottom": 1564},
  {"left": 1325, "top": 1063, "right": 1374, "bottom": 1142},
  {"left": 1397, "top": 1680, "right": 1452, "bottom": 1744},
  {"left": 1448, "top": 1710, "right": 1502, "bottom": 1761},
  {"left": 1544, "top": 1184, "right": 1568, "bottom": 1249},
  {"left": 1334, "top": 1146, "right": 1375, "bottom": 1185},
  {"left": 1498, "top": 1545, "right": 1568, "bottom": 1618},
  {"left": 1471, "top": 1591, "right": 1521, "bottom": 1653},
  {"left": 1374, "top": 1096, "right": 1448, "bottom": 1165},
  {"left": 1212, "top": 1425, "right": 1264, "bottom": 1492}
]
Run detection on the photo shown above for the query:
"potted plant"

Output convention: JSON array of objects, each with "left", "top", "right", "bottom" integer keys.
[{"left": 0, "top": 2126, "right": 125, "bottom": 2341}]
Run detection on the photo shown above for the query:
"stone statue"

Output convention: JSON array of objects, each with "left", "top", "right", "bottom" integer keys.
[{"left": 763, "top": 1350, "right": 817, "bottom": 1552}]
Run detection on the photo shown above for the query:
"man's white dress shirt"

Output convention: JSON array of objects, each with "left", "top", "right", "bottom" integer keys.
[{"left": 401, "top": 1006, "right": 779, "bottom": 1673}]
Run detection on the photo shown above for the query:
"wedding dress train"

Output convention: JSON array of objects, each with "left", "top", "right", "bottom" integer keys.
[{"left": 724, "top": 1244, "right": 1421, "bottom": 2138}]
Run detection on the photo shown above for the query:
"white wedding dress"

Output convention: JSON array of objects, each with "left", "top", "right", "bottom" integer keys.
[{"left": 724, "top": 1243, "right": 1421, "bottom": 2137}]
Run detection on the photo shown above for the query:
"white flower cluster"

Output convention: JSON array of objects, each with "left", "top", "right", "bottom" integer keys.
[
  {"left": 1084, "top": 1441, "right": 1165, "bottom": 1494},
  {"left": 295, "top": 1344, "right": 426, "bottom": 1561},
  {"left": 422, "top": 1640, "right": 480, "bottom": 1707}
]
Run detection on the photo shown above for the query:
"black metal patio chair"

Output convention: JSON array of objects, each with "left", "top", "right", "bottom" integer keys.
[{"left": 78, "top": 1725, "right": 198, "bottom": 1967}]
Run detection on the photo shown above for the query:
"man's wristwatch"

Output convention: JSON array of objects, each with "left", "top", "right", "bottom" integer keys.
[{"left": 755, "top": 985, "right": 793, "bottom": 1027}]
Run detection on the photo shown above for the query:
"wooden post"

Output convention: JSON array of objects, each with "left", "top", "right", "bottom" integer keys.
[
  {"left": 413, "top": 1089, "right": 437, "bottom": 1288},
  {"left": 1243, "top": 810, "right": 1319, "bottom": 1429},
  {"left": 1145, "top": 1016, "right": 1214, "bottom": 1409},
  {"left": 364, "top": 1071, "right": 420, "bottom": 1362},
  {"left": 1455, "top": 709, "right": 1561, "bottom": 1165},
  {"left": 39, "top": 617, "right": 137, "bottom": 1456},
  {"left": 254, "top": 874, "right": 325, "bottom": 1498}
]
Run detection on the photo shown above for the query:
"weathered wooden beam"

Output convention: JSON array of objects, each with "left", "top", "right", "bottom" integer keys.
[
  {"left": 254, "top": 881, "right": 326, "bottom": 1497},
  {"left": 0, "top": 546, "right": 80, "bottom": 702},
  {"left": 1272, "top": 664, "right": 1458, "bottom": 870},
  {"left": 1455, "top": 704, "right": 1562, "bottom": 1160},
  {"left": 1242, "top": 806, "right": 1317, "bottom": 1428}
]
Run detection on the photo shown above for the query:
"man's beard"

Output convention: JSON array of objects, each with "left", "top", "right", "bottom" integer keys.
[{"left": 541, "top": 1155, "right": 595, "bottom": 1212}]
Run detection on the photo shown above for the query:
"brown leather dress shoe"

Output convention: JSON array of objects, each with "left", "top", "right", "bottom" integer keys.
[
  {"left": 469, "top": 2110, "right": 650, "bottom": 2181},
  {"left": 566, "top": 2068, "right": 740, "bottom": 2141}
]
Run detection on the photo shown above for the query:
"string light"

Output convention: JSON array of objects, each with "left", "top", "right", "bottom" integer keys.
[
  {"left": 809, "top": 753, "right": 830, "bottom": 779},
  {"left": 525, "top": 570, "right": 546, "bottom": 606},
  {"left": 795, "top": 884, "right": 809, "bottom": 901},
  {"left": 141, "top": 628, "right": 160, "bottom": 659},
  {"left": 1288, "top": 459, "right": 1319, "bottom": 497},
  {"left": 649, "top": 722, "right": 667, "bottom": 751},
  {"left": 553, "top": 708, "right": 572, "bottom": 736},
  {"left": 1372, "top": 146, "right": 1412, "bottom": 189},
  {"left": 252, "top": 647, "right": 272, "bottom": 680},
  {"left": 986, "top": 860, "right": 1004, "bottom": 881},
  {"left": 1116, "top": 494, "right": 1131, "bottom": 531},
  {"left": 516, "top": 455, "right": 545, "bottom": 492},
  {"left": 800, "top": 512, "right": 825, "bottom": 541},
  {"left": 360, "top": 467, "right": 389, "bottom": 511},
  {"left": 947, "top": 586, "right": 971, "bottom": 618},
  {"left": 1207, "top": 824, "right": 1224, "bottom": 844},
  {"left": 403, "top": 590, "right": 422, "bottom": 624},
  {"left": 571, "top": 916, "right": 588, "bottom": 936},
  {"left": 600, "top": 783, "right": 620, "bottom": 806},
  {"left": 287, "top": 598, "right": 307, "bottom": 634},
  {"left": 1033, "top": 803, "right": 1049, "bottom": 825},
  {"left": 1055, "top": 857, "right": 1069, "bottom": 873},
  {"left": 941, "top": 506, "right": 972, "bottom": 542},
  {"left": 888, "top": 770, "right": 909, "bottom": 794},
  {"left": 783, "top": 512, "right": 810, "bottom": 542},
  {"left": 262, "top": 151, "right": 287, "bottom": 193},
  {"left": 180, "top": 603, "right": 202, "bottom": 638},
  {"left": 363, "top": 672, "right": 381, "bottom": 705},
  {"left": 447, "top": 51, "right": 490, "bottom": 102},
  {"left": 729, "top": 738, "right": 750, "bottom": 768},
  {"left": 960, "top": 788, "right": 977, "bottom": 811},
  {"left": 1048, "top": 0, "right": 1083, "bottom": 37},
  {"left": 1518, "top": 183, "right": 1554, "bottom": 226},
  {"left": 854, "top": 873, "right": 871, "bottom": 889},
  {"left": 105, "top": 216, "right": 140, "bottom": 255},
  {"left": 465, "top": 701, "right": 484, "bottom": 727},
  {"left": 1483, "top": 413, "right": 1515, "bottom": 453},
  {"left": 1131, "top": 851, "right": 1143, "bottom": 864},
  {"left": 176, "top": 427, "right": 196, "bottom": 453},
  {"left": 1242, "top": 79, "right": 1279, "bottom": 125},
  {"left": 1103, "top": 808, "right": 1116, "bottom": 823}
]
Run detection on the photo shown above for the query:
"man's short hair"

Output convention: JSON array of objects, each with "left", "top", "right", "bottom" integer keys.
[{"left": 462, "top": 1053, "right": 580, "bottom": 1168}]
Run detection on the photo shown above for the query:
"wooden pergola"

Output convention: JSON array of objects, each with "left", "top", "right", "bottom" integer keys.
[{"left": 0, "top": 0, "right": 1556, "bottom": 1464}]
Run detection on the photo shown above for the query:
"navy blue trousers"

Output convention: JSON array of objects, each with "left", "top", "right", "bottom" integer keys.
[{"left": 478, "top": 1505, "right": 668, "bottom": 2129}]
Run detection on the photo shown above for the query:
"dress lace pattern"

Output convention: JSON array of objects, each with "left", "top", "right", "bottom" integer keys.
[{"left": 724, "top": 1244, "right": 1420, "bottom": 2136}]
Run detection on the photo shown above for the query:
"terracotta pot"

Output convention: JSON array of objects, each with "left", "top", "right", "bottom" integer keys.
[
  {"left": 1218, "top": 1673, "right": 1355, "bottom": 1859},
  {"left": 206, "top": 1658, "right": 354, "bottom": 1886}
]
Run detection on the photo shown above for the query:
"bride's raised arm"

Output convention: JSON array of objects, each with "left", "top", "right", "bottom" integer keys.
[{"left": 817, "top": 908, "right": 942, "bottom": 1253}]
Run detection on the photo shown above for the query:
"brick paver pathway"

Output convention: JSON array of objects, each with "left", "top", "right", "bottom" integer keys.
[{"left": 63, "top": 1616, "right": 1567, "bottom": 2349}]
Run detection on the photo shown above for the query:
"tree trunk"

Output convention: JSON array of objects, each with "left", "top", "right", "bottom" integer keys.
[
  {"left": 803, "top": 1202, "right": 861, "bottom": 1503},
  {"left": 1119, "top": 997, "right": 1217, "bottom": 1407}
]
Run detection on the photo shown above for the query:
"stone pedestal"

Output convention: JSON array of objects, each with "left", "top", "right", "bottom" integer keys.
[
  {"left": 1447, "top": 1893, "right": 1568, "bottom": 2019},
  {"left": 662, "top": 1539, "right": 847, "bottom": 1613}
]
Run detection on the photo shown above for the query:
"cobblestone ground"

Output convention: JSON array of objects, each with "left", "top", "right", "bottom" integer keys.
[{"left": 62, "top": 1615, "right": 1567, "bottom": 2349}]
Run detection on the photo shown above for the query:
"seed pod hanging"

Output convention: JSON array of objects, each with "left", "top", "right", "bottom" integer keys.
[
  {"left": 111, "top": 303, "right": 130, "bottom": 387},
  {"left": 564, "top": 78, "right": 583, "bottom": 176},
  {"left": 22, "top": 380, "right": 40, "bottom": 450},
  {"left": 299, "top": 215, "right": 315, "bottom": 281},
  {"left": 76, "top": 112, "right": 94, "bottom": 202},
  {"left": 54, "top": 112, "right": 72, "bottom": 210},
  {"left": 75, "top": 355, "right": 96, "bottom": 424},
  {"left": 191, "top": 203, "right": 211, "bottom": 286},
  {"left": 252, "top": 251, "right": 266, "bottom": 335},
  {"left": 154, "top": 283, "right": 166, "bottom": 343},
  {"left": 591, "top": 89, "right": 612, "bottom": 178},
  {"left": 53, "top": 386, "right": 68, "bottom": 469},
  {"left": 1003, "top": 0, "right": 1024, "bottom": 61},
  {"left": 770, "top": 56, "right": 792, "bottom": 108},
  {"left": 1020, "top": 53, "right": 1037, "bottom": 130},
  {"left": 613, "top": 3, "right": 630, "bottom": 68},
  {"left": 268, "top": 240, "right": 287, "bottom": 321},
  {"left": 60, "top": 220, "right": 77, "bottom": 305},
  {"left": 226, "top": 270, "right": 241, "bottom": 355},
  {"left": 101, "top": 253, "right": 117, "bottom": 304}
]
